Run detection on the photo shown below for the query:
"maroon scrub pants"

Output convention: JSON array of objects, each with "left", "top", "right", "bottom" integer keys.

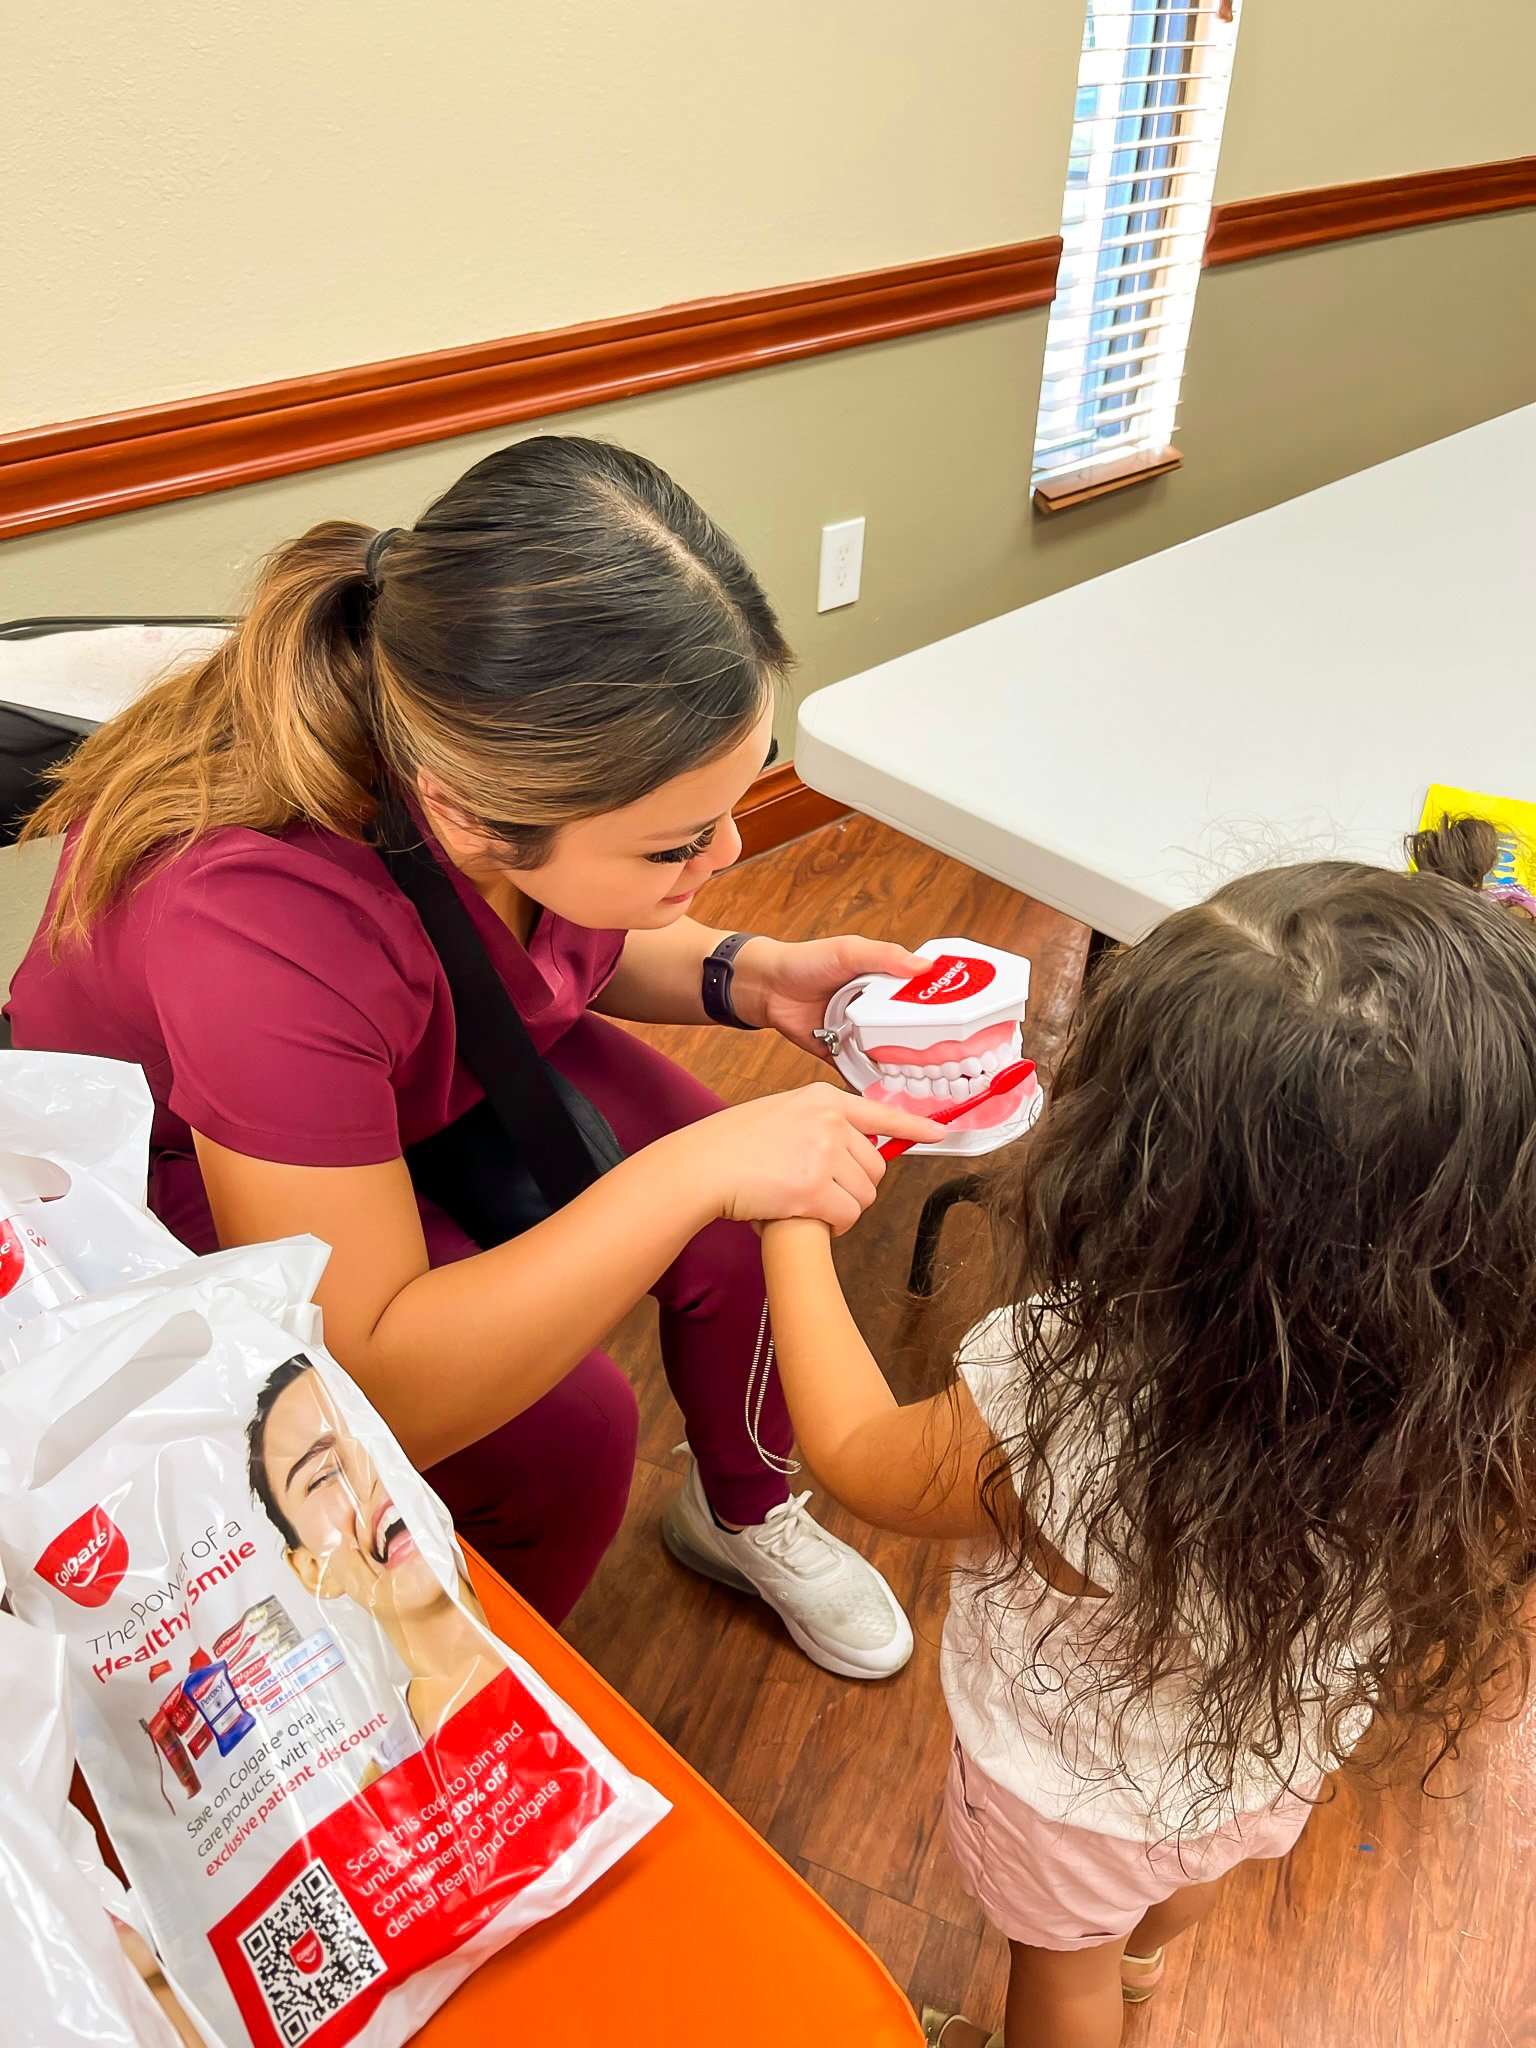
[{"left": 422, "top": 1013, "right": 793, "bottom": 1624}]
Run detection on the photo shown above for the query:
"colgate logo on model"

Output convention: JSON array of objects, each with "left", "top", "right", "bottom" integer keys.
[
  {"left": 35, "top": 1506, "right": 130, "bottom": 1608},
  {"left": 890, "top": 955, "right": 996, "bottom": 1006}
]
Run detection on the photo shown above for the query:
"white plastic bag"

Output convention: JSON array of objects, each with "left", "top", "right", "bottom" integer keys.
[
  {"left": 0, "top": 1050, "right": 187, "bottom": 1363},
  {"left": 0, "top": 1605, "right": 183, "bottom": 2047},
  {"left": 0, "top": 1245, "right": 668, "bottom": 2048}
]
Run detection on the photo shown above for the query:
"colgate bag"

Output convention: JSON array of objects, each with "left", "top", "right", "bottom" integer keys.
[
  {"left": 0, "top": 1050, "right": 188, "bottom": 1363},
  {"left": 0, "top": 1606, "right": 183, "bottom": 2046},
  {"left": 0, "top": 1245, "right": 668, "bottom": 2048}
]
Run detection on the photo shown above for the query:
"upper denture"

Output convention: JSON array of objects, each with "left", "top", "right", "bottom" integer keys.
[{"left": 862, "top": 1019, "right": 1018, "bottom": 1069}]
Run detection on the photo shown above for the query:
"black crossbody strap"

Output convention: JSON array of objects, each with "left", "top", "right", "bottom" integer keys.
[{"left": 373, "top": 793, "right": 602, "bottom": 1213}]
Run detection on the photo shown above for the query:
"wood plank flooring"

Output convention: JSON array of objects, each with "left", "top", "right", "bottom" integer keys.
[{"left": 564, "top": 813, "right": 1535, "bottom": 2047}]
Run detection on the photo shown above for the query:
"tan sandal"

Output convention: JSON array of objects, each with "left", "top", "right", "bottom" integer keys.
[
  {"left": 1120, "top": 1944, "right": 1165, "bottom": 2004},
  {"left": 921, "top": 2009, "right": 1002, "bottom": 2048}
]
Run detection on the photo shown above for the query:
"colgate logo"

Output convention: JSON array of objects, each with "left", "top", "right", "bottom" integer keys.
[
  {"left": 0, "top": 1220, "right": 29, "bottom": 1299},
  {"left": 35, "top": 1506, "right": 130, "bottom": 1608},
  {"left": 891, "top": 955, "right": 996, "bottom": 1006},
  {"left": 289, "top": 1932, "right": 325, "bottom": 1976}
]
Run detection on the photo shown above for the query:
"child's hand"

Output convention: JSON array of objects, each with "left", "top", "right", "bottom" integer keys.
[{"left": 728, "top": 935, "right": 930, "bottom": 1056}]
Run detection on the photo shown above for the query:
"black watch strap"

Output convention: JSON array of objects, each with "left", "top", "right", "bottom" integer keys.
[{"left": 702, "top": 931, "right": 761, "bottom": 1029}]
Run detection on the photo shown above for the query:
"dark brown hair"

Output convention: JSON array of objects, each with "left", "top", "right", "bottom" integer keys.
[
  {"left": 971, "top": 817, "right": 1536, "bottom": 1816},
  {"left": 247, "top": 1354, "right": 313, "bottom": 1552},
  {"left": 28, "top": 435, "right": 790, "bottom": 941}
]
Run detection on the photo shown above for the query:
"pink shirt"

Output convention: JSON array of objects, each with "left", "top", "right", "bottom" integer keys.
[{"left": 6, "top": 822, "right": 625, "bottom": 1251}]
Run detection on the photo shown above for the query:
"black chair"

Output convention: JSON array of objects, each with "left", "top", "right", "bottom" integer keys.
[
  {"left": 0, "top": 615, "right": 231, "bottom": 842},
  {"left": 0, "top": 618, "right": 233, "bottom": 1038},
  {"left": 906, "top": 1171, "right": 987, "bottom": 1296}
]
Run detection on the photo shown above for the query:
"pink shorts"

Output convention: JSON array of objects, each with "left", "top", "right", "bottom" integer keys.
[{"left": 943, "top": 1739, "right": 1316, "bottom": 1951}]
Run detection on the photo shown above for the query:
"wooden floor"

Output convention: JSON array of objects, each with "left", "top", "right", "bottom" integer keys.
[{"left": 564, "top": 813, "right": 1535, "bottom": 2048}]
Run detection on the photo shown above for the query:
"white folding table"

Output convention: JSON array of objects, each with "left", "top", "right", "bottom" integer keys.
[{"left": 796, "top": 406, "right": 1535, "bottom": 940}]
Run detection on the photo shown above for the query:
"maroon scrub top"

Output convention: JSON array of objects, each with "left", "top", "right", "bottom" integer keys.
[{"left": 6, "top": 820, "right": 625, "bottom": 1252}]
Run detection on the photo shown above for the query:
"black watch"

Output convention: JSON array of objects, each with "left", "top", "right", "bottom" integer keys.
[{"left": 701, "top": 932, "right": 761, "bottom": 1029}]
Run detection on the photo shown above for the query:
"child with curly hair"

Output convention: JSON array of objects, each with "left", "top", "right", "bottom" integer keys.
[{"left": 764, "top": 819, "right": 1536, "bottom": 2047}]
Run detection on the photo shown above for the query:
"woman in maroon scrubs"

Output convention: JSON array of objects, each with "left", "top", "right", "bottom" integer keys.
[{"left": 9, "top": 436, "right": 940, "bottom": 1677}]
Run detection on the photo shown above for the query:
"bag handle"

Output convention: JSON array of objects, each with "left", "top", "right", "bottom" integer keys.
[{"left": 373, "top": 791, "right": 604, "bottom": 1213}]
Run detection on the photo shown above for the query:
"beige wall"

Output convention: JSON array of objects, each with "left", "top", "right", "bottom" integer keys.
[
  {"left": 5, "top": 211, "right": 1533, "bottom": 760},
  {"left": 3, "top": 0, "right": 1081, "bottom": 433},
  {"left": 1217, "top": 0, "right": 1536, "bottom": 200},
  {"left": 5, "top": 1, "right": 1533, "bottom": 756}
]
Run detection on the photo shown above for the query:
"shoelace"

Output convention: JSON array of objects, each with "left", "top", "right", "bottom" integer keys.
[
  {"left": 666, "top": 1447, "right": 828, "bottom": 1571},
  {"left": 751, "top": 1490, "right": 837, "bottom": 1575}
]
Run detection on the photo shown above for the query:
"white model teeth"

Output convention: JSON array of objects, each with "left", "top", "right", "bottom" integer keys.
[{"left": 868, "top": 1043, "right": 1022, "bottom": 1094}]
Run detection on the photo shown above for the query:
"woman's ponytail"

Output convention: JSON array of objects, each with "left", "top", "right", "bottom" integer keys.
[
  {"left": 26, "top": 435, "right": 792, "bottom": 945},
  {"left": 27, "top": 522, "right": 385, "bottom": 945}
]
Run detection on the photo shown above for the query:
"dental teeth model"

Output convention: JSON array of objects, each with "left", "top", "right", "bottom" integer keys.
[{"left": 818, "top": 937, "right": 1043, "bottom": 1158}]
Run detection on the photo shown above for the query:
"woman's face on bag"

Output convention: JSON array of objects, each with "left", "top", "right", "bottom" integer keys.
[
  {"left": 261, "top": 1371, "right": 447, "bottom": 1622},
  {"left": 422, "top": 706, "right": 775, "bottom": 932}
]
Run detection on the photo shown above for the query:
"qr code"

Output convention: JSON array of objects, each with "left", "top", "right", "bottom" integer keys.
[{"left": 239, "top": 1861, "right": 386, "bottom": 2045}]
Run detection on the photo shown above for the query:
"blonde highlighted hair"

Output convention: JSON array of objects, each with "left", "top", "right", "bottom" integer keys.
[{"left": 28, "top": 436, "right": 790, "bottom": 944}]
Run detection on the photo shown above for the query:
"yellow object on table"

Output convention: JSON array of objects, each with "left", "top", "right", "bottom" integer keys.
[{"left": 1415, "top": 784, "right": 1536, "bottom": 890}]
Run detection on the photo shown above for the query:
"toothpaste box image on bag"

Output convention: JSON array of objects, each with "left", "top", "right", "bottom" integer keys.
[{"left": 0, "top": 1246, "right": 667, "bottom": 2048}]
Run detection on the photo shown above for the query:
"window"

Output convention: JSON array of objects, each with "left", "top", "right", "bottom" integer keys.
[{"left": 1031, "top": 0, "right": 1241, "bottom": 508}]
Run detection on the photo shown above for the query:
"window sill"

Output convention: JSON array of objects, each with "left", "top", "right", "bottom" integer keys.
[{"left": 1031, "top": 446, "right": 1182, "bottom": 515}]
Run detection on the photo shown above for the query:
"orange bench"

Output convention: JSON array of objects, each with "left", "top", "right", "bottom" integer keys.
[{"left": 408, "top": 1548, "right": 924, "bottom": 2046}]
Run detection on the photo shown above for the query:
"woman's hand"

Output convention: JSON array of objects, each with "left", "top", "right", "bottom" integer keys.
[
  {"left": 731, "top": 935, "right": 930, "bottom": 1056},
  {"left": 660, "top": 1083, "right": 944, "bottom": 1234}
]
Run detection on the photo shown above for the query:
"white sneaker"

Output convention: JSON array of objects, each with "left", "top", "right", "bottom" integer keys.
[{"left": 661, "top": 1457, "right": 914, "bottom": 1680}]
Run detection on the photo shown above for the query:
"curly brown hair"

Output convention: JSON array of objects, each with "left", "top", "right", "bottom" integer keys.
[{"left": 970, "top": 816, "right": 1536, "bottom": 1819}]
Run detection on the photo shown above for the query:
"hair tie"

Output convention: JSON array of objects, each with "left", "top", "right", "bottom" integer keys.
[{"left": 364, "top": 526, "right": 403, "bottom": 591}]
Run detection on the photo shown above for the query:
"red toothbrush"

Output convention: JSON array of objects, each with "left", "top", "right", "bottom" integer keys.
[{"left": 878, "top": 1059, "right": 1037, "bottom": 1160}]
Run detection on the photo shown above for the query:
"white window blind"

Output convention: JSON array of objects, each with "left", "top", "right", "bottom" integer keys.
[{"left": 1031, "top": 0, "right": 1241, "bottom": 497}]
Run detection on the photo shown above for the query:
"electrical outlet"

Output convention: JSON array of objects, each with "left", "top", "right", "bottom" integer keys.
[{"left": 817, "top": 517, "right": 865, "bottom": 612}]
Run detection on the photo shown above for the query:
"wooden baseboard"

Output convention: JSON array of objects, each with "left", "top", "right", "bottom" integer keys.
[
  {"left": 0, "top": 239, "right": 1060, "bottom": 543},
  {"left": 1205, "top": 156, "right": 1536, "bottom": 266},
  {"left": 734, "top": 763, "right": 847, "bottom": 861}
]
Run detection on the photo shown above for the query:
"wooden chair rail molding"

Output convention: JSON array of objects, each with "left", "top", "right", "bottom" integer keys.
[
  {"left": 0, "top": 239, "right": 1060, "bottom": 543},
  {"left": 1205, "top": 155, "right": 1536, "bottom": 265}
]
